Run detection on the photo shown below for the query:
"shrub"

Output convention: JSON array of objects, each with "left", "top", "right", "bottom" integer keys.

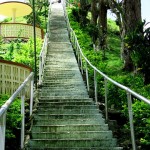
[{"left": 0, "top": 94, "right": 21, "bottom": 149}]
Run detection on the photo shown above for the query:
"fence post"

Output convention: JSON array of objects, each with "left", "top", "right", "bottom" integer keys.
[
  {"left": 104, "top": 78, "right": 108, "bottom": 121},
  {"left": 127, "top": 91, "right": 136, "bottom": 150},
  {"left": 94, "top": 69, "right": 98, "bottom": 103},
  {"left": 0, "top": 112, "right": 6, "bottom": 150},
  {"left": 21, "top": 89, "right": 25, "bottom": 149}
]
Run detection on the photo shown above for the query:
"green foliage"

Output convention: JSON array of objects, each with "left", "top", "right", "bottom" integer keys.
[
  {"left": 0, "top": 94, "right": 21, "bottom": 149},
  {"left": 3, "top": 38, "right": 42, "bottom": 71},
  {"left": 25, "top": 0, "right": 49, "bottom": 29},
  {"left": 125, "top": 21, "right": 150, "bottom": 84},
  {"left": 122, "top": 100, "right": 150, "bottom": 148},
  {"left": 107, "top": 19, "right": 120, "bottom": 35}
]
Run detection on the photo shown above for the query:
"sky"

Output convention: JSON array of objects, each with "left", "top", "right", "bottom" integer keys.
[{"left": 0, "top": 0, "right": 150, "bottom": 22}]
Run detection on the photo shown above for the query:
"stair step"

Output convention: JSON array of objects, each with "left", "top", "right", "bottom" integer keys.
[
  {"left": 28, "top": 147, "right": 123, "bottom": 150},
  {"left": 31, "top": 131, "right": 113, "bottom": 139},
  {"left": 33, "top": 118, "right": 105, "bottom": 125},
  {"left": 43, "top": 71, "right": 81, "bottom": 76},
  {"left": 38, "top": 101, "right": 94, "bottom": 105},
  {"left": 39, "top": 88, "right": 87, "bottom": 92},
  {"left": 38, "top": 98, "right": 93, "bottom": 102},
  {"left": 42, "top": 80, "right": 85, "bottom": 84},
  {"left": 34, "top": 114, "right": 103, "bottom": 120},
  {"left": 36, "top": 109, "right": 100, "bottom": 115},
  {"left": 50, "top": 28, "right": 68, "bottom": 34},
  {"left": 39, "top": 96, "right": 90, "bottom": 99},
  {"left": 39, "top": 93, "right": 88, "bottom": 97},
  {"left": 32, "top": 124, "right": 109, "bottom": 132},
  {"left": 37, "top": 104, "right": 96, "bottom": 109},
  {"left": 39, "top": 97, "right": 93, "bottom": 102},
  {"left": 48, "top": 42, "right": 72, "bottom": 49},
  {"left": 29, "top": 138, "right": 117, "bottom": 147}
]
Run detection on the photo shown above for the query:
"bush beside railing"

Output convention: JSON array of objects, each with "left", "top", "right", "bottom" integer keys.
[{"left": 0, "top": 59, "right": 32, "bottom": 97}]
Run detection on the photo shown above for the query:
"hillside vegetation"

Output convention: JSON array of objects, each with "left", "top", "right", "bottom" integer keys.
[{"left": 67, "top": 7, "right": 150, "bottom": 149}]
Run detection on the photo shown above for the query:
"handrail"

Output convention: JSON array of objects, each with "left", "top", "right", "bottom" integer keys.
[
  {"left": 39, "top": 0, "right": 52, "bottom": 85},
  {"left": 0, "top": 72, "right": 34, "bottom": 150},
  {"left": 63, "top": 1, "right": 150, "bottom": 150},
  {"left": 39, "top": 33, "right": 48, "bottom": 85}
]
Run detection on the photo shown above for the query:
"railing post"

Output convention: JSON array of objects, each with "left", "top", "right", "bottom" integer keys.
[
  {"left": 21, "top": 89, "right": 25, "bottom": 149},
  {"left": 80, "top": 53, "right": 83, "bottom": 74},
  {"left": 94, "top": 69, "right": 98, "bottom": 103},
  {"left": 39, "top": 55, "right": 42, "bottom": 85},
  {"left": 104, "top": 78, "right": 108, "bottom": 121},
  {"left": 85, "top": 61, "right": 89, "bottom": 91},
  {"left": 30, "top": 75, "right": 34, "bottom": 116},
  {"left": 0, "top": 112, "right": 6, "bottom": 150},
  {"left": 127, "top": 92, "right": 136, "bottom": 150}
]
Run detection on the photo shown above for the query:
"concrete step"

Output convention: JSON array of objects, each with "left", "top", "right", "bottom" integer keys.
[
  {"left": 38, "top": 98, "right": 93, "bottom": 102},
  {"left": 38, "top": 101, "right": 95, "bottom": 106},
  {"left": 46, "top": 52, "right": 76, "bottom": 59},
  {"left": 42, "top": 80, "right": 84, "bottom": 84},
  {"left": 27, "top": 147, "right": 123, "bottom": 150},
  {"left": 31, "top": 131, "right": 113, "bottom": 139},
  {"left": 39, "top": 92, "right": 88, "bottom": 97},
  {"left": 32, "top": 124, "right": 109, "bottom": 132},
  {"left": 39, "top": 89, "right": 87, "bottom": 94},
  {"left": 37, "top": 105, "right": 99, "bottom": 111},
  {"left": 48, "top": 42, "right": 73, "bottom": 51},
  {"left": 34, "top": 114, "right": 103, "bottom": 120},
  {"left": 36, "top": 108, "right": 100, "bottom": 115},
  {"left": 49, "top": 34, "right": 69, "bottom": 42},
  {"left": 33, "top": 118, "right": 105, "bottom": 125},
  {"left": 29, "top": 138, "right": 117, "bottom": 147},
  {"left": 44, "top": 65, "right": 79, "bottom": 70},
  {"left": 45, "top": 62, "right": 77, "bottom": 66},
  {"left": 39, "top": 96, "right": 90, "bottom": 99},
  {"left": 42, "top": 76, "right": 83, "bottom": 81}
]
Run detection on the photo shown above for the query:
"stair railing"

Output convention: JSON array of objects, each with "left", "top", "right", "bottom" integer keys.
[
  {"left": 63, "top": 1, "right": 150, "bottom": 150},
  {"left": 0, "top": 72, "right": 34, "bottom": 150},
  {"left": 39, "top": 1, "right": 52, "bottom": 85},
  {"left": 39, "top": 33, "right": 48, "bottom": 85}
]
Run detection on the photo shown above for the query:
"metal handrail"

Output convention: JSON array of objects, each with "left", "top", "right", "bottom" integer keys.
[
  {"left": 63, "top": 1, "right": 150, "bottom": 150},
  {"left": 0, "top": 72, "right": 34, "bottom": 150},
  {"left": 39, "top": 33, "right": 48, "bottom": 85},
  {"left": 39, "top": 0, "right": 52, "bottom": 85}
]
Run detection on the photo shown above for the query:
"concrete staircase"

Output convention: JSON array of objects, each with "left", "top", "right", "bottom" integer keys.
[{"left": 26, "top": 2, "right": 122, "bottom": 150}]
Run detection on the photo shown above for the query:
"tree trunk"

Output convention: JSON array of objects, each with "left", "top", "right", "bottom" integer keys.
[
  {"left": 91, "top": 0, "right": 98, "bottom": 25},
  {"left": 98, "top": 0, "right": 107, "bottom": 53},
  {"left": 79, "top": 0, "right": 88, "bottom": 27},
  {"left": 123, "top": 0, "right": 141, "bottom": 71},
  {"left": 91, "top": 0, "right": 99, "bottom": 46}
]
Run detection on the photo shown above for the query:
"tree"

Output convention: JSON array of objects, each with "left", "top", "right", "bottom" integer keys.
[
  {"left": 79, "top": 0, "right": 89, "bottom": 27},
  {"left": 107, "top": 0, "right": 141, "bottom": 71},
  {"left": 123, "top": 0, "right": 141, "bottom": 71},
  {"left": 98, "top": 0, "right": 108, "bottom": 52}
]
